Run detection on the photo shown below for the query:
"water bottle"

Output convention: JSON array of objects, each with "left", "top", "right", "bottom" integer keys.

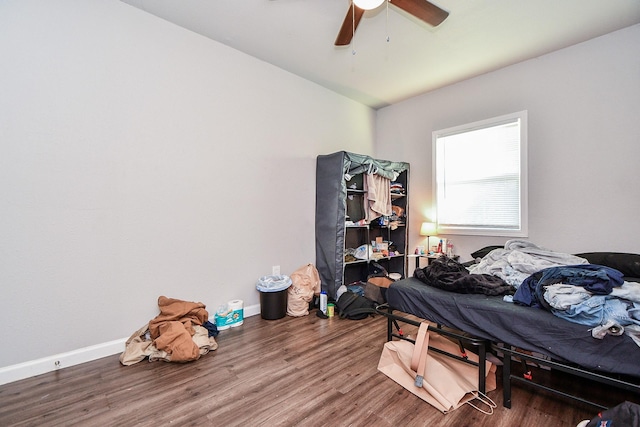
[
  {"left": 320, "top": 291, "right": 328, "bottom": 315},
  {"left": 446, "top": 240, "right": 454, "bottom": 257}
]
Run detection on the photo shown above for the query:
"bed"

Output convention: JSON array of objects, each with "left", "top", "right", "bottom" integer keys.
[{"left": 379, "top": 248, "right": 640, "bottom": 409}]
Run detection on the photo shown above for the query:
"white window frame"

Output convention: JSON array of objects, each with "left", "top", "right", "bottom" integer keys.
[{"left": 432, "top": 111, "right": 528, "bottom": 237}]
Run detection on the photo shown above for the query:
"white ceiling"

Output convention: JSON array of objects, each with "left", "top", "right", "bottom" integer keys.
[{"left": 120, "top": 0, "right": 640, "bottom": 109}]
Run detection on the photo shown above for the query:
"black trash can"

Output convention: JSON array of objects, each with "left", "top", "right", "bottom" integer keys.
[{"left": 256, "top": 275, "right": 292, "bottom": 320}]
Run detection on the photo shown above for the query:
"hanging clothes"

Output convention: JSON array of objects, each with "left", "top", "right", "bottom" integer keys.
[{"left": 364, "top": 172, "right": 392, "bottom": 222}]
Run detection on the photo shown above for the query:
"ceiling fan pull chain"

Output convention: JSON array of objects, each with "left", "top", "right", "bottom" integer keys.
[
  {"left": 352, "top": 1, "right": 357, "bottom": 55},
  {"left": 386, "top": 0, "right": 390, "bottom": 42}
]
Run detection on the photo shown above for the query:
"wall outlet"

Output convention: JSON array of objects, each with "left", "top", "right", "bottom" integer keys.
[{"left": 272, "top": 265, "right": 280, "bottom": 275}]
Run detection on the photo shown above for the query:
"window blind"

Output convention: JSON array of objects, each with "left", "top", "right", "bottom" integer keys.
[{"left": 434, "top": 113, "right": 526, "bottom": 235}]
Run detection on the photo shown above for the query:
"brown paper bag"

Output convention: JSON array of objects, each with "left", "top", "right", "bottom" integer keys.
[
  {"left": 286, "top": 264, "right": 321, "bottom": 317},
  {"left": 377, "top": 323, "right": 496, "bottom": 414}
]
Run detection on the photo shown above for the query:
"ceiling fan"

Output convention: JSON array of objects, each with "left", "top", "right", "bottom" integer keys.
[{"left": 335, "top": 0, "right": 449, "bottom": 46}]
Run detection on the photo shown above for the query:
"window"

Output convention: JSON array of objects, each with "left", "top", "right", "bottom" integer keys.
[{"left": 432, "top": 111, "right": 528, "bottom": 237}]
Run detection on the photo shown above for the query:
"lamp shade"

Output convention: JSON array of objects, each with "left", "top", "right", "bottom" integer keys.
[
  {"left": 420, "top": 222, "right": 436, "bottom": 236},
  {"left": 353, "top": 0, "right": 385, "bottom": 10}
]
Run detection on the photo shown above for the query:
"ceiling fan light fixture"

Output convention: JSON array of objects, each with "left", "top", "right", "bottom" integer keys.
[{"left": 353, "top": 0, "right": 385, "bottom": 11}]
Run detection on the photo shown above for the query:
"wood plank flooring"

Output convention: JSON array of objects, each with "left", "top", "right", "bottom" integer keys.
[{"left": 1, "top": 310, "right": 638, "bottom": 426}]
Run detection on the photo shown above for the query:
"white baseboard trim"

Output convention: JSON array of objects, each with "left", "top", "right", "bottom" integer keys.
[
  {"left": 242, "top": 303, "right": 261, "bottom": 318},
  {"left": 0, "top": 303, "right": 261, "bottom": 386},
  {"left": 0, "top": 338, "right": 127, "bottom": 386}
]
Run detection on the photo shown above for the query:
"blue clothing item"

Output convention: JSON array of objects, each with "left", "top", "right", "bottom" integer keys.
[
  {"left": 611, "top": 281, "right": 640, "bottom": 303},
  {"left": 514, "top": 264, "right": 625, "bottom": 308},
  {"left": 346, "top": 284, "right": 365, "bottom": 296},
  {"left": 551, "top": 294, "right": 640, "bottom": 327},
  {"left": 202, "top": 320, "right": 219, "bottom": 338},
  {"left": 544, "top": 283, "right": 592, "bottom": 310}
]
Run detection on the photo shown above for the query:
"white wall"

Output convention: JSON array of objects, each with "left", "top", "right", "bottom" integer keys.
[
  {"left": 2, "top": 1, "right": 638, "bottom": 385},
  {"left": 0, "top": 0, "right": 375, "bottom": 377},
  {"left": 376, "top": 24, "right": 640, "bottom": 262}
]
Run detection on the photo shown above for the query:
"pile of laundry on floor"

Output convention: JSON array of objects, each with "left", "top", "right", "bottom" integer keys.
[{"left": 119, "top": 296, "right": 218, "bottom": 366}]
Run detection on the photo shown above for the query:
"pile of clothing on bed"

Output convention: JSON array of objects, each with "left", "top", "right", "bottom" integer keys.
[
  {"left": 467, "top": 239, "right": 589, "bottom": 287},
  {"left": 413, "top": 255, "right": 515, "bottom": 296},
  {"left": 413, "top": 239, "right": 588, "bottom": 296},
  {"left": 414, "top": 240, "right": 640, "bottom": 346},
  {"left": 509, "top": 259, "right": 640, "bottom": 345}
]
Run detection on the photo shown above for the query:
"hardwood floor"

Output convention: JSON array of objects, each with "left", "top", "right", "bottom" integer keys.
[{"left": 1, "top": 311, "right": 637, "bottom": 426}]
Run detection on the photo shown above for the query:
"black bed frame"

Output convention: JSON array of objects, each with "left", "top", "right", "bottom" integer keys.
[
  {"left": 498, "top": 344, "right": 640, "bottom": 409},
  {"left": 377, "top": 304, "right": 640, "bottom": 410}
]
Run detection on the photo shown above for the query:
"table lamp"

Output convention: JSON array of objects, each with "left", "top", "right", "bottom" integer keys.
[{"left": 420, "top": 222, "right": 436, "bottom": 254}]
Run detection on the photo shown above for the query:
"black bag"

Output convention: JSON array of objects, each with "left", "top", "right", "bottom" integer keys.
[
  {"left": 336, "top": 291, "right": 376, "bottom": 320},
  {"left": 369, "top": 261, "right": 389, "bottom": 277}
]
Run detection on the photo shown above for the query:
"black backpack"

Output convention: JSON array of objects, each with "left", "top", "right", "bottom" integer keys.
[{"left": 336, "top": 291, "right": 377, "bottom": 320}]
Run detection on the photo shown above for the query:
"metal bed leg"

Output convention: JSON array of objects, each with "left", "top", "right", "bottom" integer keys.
[
  {"left": 503, "top": 347, "right": 512, "bottom": 408},
  {"left": 386, "top": 306, "right": 393, "bottom": 341},
  {"left": 478, "top": 342, "right": 486, "bottom": 394}
]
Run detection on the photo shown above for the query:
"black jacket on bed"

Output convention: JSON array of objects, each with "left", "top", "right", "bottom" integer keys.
[{"left": 414, "top": 256, "right": 515, "bottom": 296}]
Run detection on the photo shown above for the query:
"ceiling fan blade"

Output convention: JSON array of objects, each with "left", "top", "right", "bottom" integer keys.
[
  {"left": 335, "top": 5, "right": 366, "bottom": 46},
  {"left": 390, "top": 0, "right": 449, "bottom": 27}
]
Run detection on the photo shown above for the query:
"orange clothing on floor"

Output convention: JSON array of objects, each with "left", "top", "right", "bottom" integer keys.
[{"left": 148, "top": 296, "right": 209, "bottom": 362}]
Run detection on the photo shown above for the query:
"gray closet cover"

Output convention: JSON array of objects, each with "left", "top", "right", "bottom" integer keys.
[{"left": 315, "top": 151, "right": 409, "bottom": 298}]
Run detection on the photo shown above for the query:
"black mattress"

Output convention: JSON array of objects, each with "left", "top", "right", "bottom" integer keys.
[{"left": 387, "top": 277, "right": 640, "bottom": 378}]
